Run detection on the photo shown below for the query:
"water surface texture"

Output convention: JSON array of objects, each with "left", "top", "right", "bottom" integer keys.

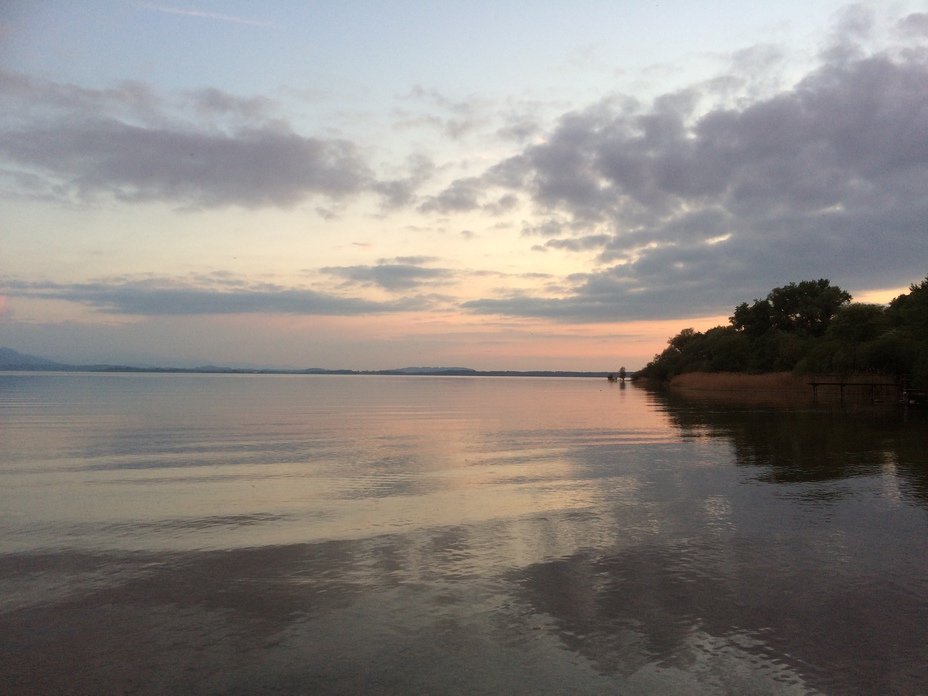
[{"left": 1, "top": 373, "right": 926, "bottom": 695}]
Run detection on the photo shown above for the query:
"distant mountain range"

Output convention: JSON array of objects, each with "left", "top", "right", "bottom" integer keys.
[
  {"left": 0, "top": 347, "right": 64, "bottom": 368},
  {"left": 0, "top": 348, "right": 615, "bottom": 378}
]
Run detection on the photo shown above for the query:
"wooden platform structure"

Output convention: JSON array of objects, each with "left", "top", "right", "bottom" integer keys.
[{"left": 808, "top": 380, "right": 901, "bottom": 404}]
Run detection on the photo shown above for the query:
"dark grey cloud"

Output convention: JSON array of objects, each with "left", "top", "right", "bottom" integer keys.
[
  {"left": 450, "top": 30, "right": 928, "bottom": 321},
  {"left": 1, "top": 278, "right": 431, "bottom": 316},
  {"left": 897, "top": 13, "right": 928, "bottom": 37},
  {"left": 1, "top": 120, "right": 373, "bottom": 207},
  {"left": 462, "top": 254, "right": 746, "bottom": 322},
  {"left": 821, "top": 5, "right": 877, "bottom": 63},
  {"left": 0, "top": 72, "right": 406, "bottom": 209},
  {"left": 321, "top": 262, "right": 453, "bottom": 291}
]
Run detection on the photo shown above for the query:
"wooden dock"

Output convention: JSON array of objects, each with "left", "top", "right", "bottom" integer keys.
[{"left": 808, "top": 380, "right": 902, "bottom": 404}]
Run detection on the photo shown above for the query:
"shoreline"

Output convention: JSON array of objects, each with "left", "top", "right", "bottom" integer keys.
[
  {"left": 657, "top": 372, "right": 903, "bottom": 406},
  {"left": 0, "top": 367, "right": 614, "bottom": 378}
]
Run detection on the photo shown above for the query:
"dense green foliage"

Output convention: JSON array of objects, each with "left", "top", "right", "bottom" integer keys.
[{"left": 637, "top": 276, "right": 928, "bottom": 386}]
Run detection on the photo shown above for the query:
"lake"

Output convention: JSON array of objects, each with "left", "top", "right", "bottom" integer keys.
[{"left": 1, "top": 373, "right": 926, "bottom": 695}]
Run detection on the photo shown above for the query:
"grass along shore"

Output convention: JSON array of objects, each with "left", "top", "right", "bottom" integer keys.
[{"left": 663, "top": 372, "right": 902, "bottom": 405}]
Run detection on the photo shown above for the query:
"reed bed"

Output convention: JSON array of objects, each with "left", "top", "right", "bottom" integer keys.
[
  {"left": 666, "top": 371, "right": 901, "bottom": 406},
  {"left": 670, "top": 372, "right": 807, "bottom": 392}
]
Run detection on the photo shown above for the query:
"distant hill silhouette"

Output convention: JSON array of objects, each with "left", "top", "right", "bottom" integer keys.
[
  {"left": 0, "top": 347, "right": 67, "bottom": 369},
  {"left": 0, "top": 347, "right": 614, "bottom": 378},
  {"left": 393, "top": 367, "right": 477, "bottom": 374}
]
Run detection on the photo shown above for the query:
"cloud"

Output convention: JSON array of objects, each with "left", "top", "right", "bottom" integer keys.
[
  {"left": 0, "top": 71, "right": 165, "bottom": 126},
  {"left": 0, "top": 72, "right": 396, "bottom": 208},
  {"left": 1, "top": 278, "right": 432, "bottom": 316},
  {"left": 321, "top": 261, "right": 453, "bottom": 291},
  {"left": 537, "top": 235, "right": 612, "bottom": 252},
  {"left": 417, "top": 180, "right": 518, "bottom": 216},
  {"left": 390, "top": 256, "right": 439, "bottom": 265},
  {"left": 373, "top": 154, "right": 437, "bottom": 208},
  {"left": 446, "top": 28, "right": 928, "bottom": 321},
  {"left": 5, "top": 7, "right": 927, "bottom": 328},
  {"left": 820, "top": 4, "right": 877, "bottom": 63},
  {"left": 2, "top": 120, "right": 373, "bottom": 207},
  {"left": 897, "top": 13, "right": 928, "bottom": 37},
  {"left": 462, "top": 260, "right": 740, "bottom": 322},
  {"left": 497, "top": 117, "right": 543, "bottom": 143},
  {"left": 417, "top": 177, "right": 483, "bottom": 214},
  {"left": 188, "top": 88, "right": 280, "bottom": 125},
  {"left": 397, "top": 86, "right": 492, "bottom": 140}
]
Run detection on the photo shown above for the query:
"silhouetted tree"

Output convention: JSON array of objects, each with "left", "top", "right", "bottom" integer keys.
[
  {"left": 887, "top": 276, "right": 928, "bottom": 383},
  {"left": 635, "top": 277, "right": 928, "bottom": 382},
  {"left": 888, "top": 276, "right": 928, "bottom": 340},
  {"left": 731, "top": 279, "right": 851, "bottom": 338}
]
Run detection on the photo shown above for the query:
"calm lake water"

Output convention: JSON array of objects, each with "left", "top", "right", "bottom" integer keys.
[{"left": 1, "top": 373, "right": 926, "bottom": 695}]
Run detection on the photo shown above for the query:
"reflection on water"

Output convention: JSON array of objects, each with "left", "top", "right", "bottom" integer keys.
[
  {"left": 0, "top": 374, "right": 926, "bottom": 695},
  {"left": 656, "top": 388, "right": 928, "bottom": 504}
]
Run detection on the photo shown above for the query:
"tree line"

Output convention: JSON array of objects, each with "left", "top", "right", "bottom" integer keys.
[{"left": 636, "top": 276, "right": 928, "bottom": 386}]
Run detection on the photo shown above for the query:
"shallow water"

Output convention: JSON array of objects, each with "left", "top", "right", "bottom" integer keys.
[{"left": 1, "top": 373, "right": 926, "bottom": 695}]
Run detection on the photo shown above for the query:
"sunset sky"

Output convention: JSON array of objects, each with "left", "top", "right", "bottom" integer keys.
[{"left": 2, "top": 1, "right": 927, "bottom": 370}]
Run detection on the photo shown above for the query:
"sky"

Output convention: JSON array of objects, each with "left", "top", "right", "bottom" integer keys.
[{"left": 1, "top": 1, "right": 927, "bottom": 370}]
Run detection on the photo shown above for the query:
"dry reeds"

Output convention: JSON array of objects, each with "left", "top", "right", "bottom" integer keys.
[
  {"left": 667, "top": 371, "right": 901, "bottom": 406},
  {"left": 669, "top": 372, "right": 807, "bottom": 392}
]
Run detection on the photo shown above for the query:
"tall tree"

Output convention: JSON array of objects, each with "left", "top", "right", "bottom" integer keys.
[
  {"left": 888, "top": 276, "right": 928, "bottom": 341},
  {"left": 731, "top": 279, "right": 851, "bottom": 338}
]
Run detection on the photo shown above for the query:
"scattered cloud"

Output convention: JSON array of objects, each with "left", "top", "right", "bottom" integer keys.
[
  {"left": 1, "top": 120, "right": 374, "bottom": 207},
  {"left": 3, "top": 6, "right": 928, "bottom": 332},
  {"left": 417, "top": 181, "right": 518, "bottom": 216},
  {"left": 897, "top": 12, "right": 928, "bottom": 38},
  {"left": 417, "top": 176, "right": 483, "bottom": 214},
  {"left": 537, "top": 235, "right": 613, "bottom": 252},
  {"left": 397, "top": 86, "right": 492, "bottom": 140},
  {"left": 0, "top": 72, "right": 416, "bottom": 209},
  {"left": 390, "top": 256, "right": 439, "bottom": 265},
  {"left": 497, "top": 116, "right": 543, "bottom": 143},
  {"left": 0, "top": 277, "right": 433, "bottom": 316},
  {"left": 443, "top": 34, "right": 928, "bottom": 321},
  {"left": 321, "top": 260, "right": 453, "bottom": 291},
  {"left": 373, "top": 154, "right": 436, "bottom": 208},
  {"left": 187, "top": 87, "right": 281, "bottom": 126}
]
